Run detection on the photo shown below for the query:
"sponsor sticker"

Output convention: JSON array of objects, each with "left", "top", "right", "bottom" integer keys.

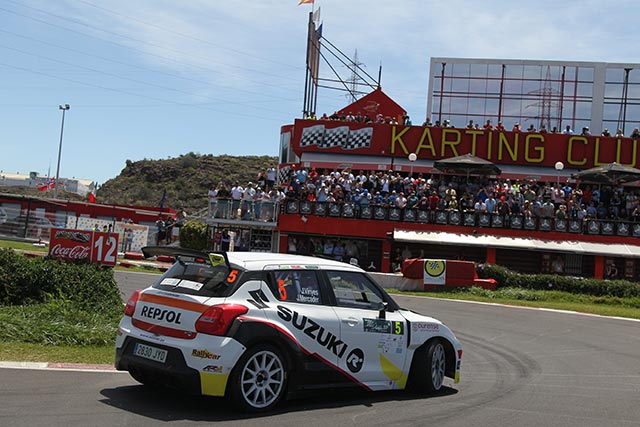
[
  {"left": 346, "top": 348, "right": 364, "bottom": 373},
  {"left": 203, "top": 365, "right": 224, "bottom": 373},
  {"left": 411, "top": 322, "right": 440, "bottom": 332},
  {"left": 176, "top": 280, "right": 204, "bottom": 291},
  {"left": 363, "top": 318, "right": 404, "bottom": 335},
  {"left": 192, "top": 349, "right": 221, "bottom": 360},
  {"left": 424, "top": 259, "right": 446, "bottom": 285},
  {"left": 208, "top": 254, "right": 225, "bottom": 267},
  {"left": 377, "top": 335, "right": 405, "bottom": 354}
]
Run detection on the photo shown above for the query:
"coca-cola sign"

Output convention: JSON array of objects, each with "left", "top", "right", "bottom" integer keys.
[
  {"left": 50, "top": 243, "right": 90, "bottom": 260},
  {"left": 49, "top": 227, "right": 119, "bottom": 267}
]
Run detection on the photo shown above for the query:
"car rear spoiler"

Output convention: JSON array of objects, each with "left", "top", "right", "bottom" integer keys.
[{"left": 141, "top": 246, "right": 230, "bottom": 269}]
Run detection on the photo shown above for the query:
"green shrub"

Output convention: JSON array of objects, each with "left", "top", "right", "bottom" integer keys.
[
  {"left": 0, "top": 248, "right": 122, "bottom": 312},
  {"left": 476, "top": 263, "right": 640, "bottom": 298},
  {"left": 179, "top": 221, "right": 208, "bottom": 251}
]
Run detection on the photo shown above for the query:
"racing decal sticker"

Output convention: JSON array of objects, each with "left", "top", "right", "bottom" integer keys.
[
  {"left": 363, "top": 318, "right": 404, "bottom": 335},
  {"left": 139, "top": 306, "right": 183, "bottom": 324},
  {"left": 226, "top": 269, "right": 238, "bottom": 283},
  {"left": 345, "top": 349, "right": 364, "bottom": 373},
  {"left": 203, "top": 365, "right": 223, "bottom": 373},
  {"left": 176, "top": 280, "right": 204, "bottom": 291},
  {"left": 276, "top": 305, "right": 365, "bottom": 361},
  {"left": 377, "top": 335, "right": 405, "bottom": 355},
  {"left": 138, "top": 293, "right": 209, "bottom": 313},
  {"left": 208, "top": 254, "right": 225, "bottom": 267},
  {"left": 296, "top": 287, "right": 320, "bottom": 304},
  {"left": 239, "top": 313, "right": 373, "bottom": 392},
  {"left": 379, "top": 354, "right": 408, "bottom": 387},
  {"left": 246, "top": 289, "right": 270, "bottom": 309},
  {"left": 411, "top": 322, "right": 439, "bottom": 333},
  {"left": 200, "top": 372, "right": 229, "bottom": 396},
  {"left": 192, "top": 349, "right": 221, "bottom": 360},
  {"left": 424, "top": 259, "right": 446, "bottom": 285}
]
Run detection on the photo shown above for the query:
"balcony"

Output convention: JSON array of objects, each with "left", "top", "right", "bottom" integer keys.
[
  {"left": 207, "top": 199, "right": 280, "bottom": 226},
  {"left": 281, "top": 200, "right": 640, "bottom": 238}
]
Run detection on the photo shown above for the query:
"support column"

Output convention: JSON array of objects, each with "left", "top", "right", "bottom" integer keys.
[
  {"left": 593, "top": 255, "right": 605, "bottom": 280},
  {"left": 382, "top": 240, "right": 391, "bottom": 273},
  {"left": 486, "top": 247, "right": 497, "bottom": 265}
]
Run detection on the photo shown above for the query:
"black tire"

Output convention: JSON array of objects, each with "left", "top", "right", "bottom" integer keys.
[
  {"left": 227, "top": 344, "right": 288, "bottom": 412},
  {"left": 408, "top": 339, "right": 446, "bottom": 394}
]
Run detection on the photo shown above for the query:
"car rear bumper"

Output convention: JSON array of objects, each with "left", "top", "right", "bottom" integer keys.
[{"left": 116, "top": 336, "right": 203, "bottom": 394}]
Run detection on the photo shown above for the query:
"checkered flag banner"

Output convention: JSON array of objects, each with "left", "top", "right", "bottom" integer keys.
[
  {"left": 343, "top": 127, "right": 373, "bottom": 150},
  {"left": 320, "top": 126, "right": 349, "bottom": 148},
  {"left": 278, "top": 165, "right": 293, "bottom": 186},
  {"left": 300, "top": 125, "right": 325, "bottom": 147},
  {"left": 300, "top": 124, "right": 373, "bottom": 150}
]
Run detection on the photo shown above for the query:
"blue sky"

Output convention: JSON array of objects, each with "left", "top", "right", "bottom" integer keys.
[{"left": 1, "top": 0, "right": 636, "bottom": 186}]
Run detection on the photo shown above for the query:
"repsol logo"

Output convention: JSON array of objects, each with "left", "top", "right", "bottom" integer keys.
[
  {"left": 276, "top": 305, "right": 347, "bottom": 358},
  {"left": 139, "top": 305, "right": 183, "bottom": 325}
]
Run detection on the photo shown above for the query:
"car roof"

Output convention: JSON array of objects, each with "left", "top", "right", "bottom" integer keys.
[{"left": 225, "top": 252, "right": 364, "bottom": 273}]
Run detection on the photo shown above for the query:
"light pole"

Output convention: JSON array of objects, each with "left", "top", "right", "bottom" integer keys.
[
  {"left": 54, "top": 104, "right": 70, "bottom": 199},
  {"left": 555, "top": 161, "right": 564, "bottom": 186},
  {"left": 408, "top": 152, "right": 417, "bottom": 176}
]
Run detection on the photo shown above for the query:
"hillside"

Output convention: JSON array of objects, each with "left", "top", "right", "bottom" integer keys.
[{"left": 96, "top": 153, "right": 278, "bottom": 212}]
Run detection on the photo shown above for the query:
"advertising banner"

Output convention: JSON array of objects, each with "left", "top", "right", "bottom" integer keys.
[
  {"left": 292, "top": 120, "right": 640, "bottom": 170},
  {"left": 423, "top": 259, "right": 446, "bottom": 285},
  {"left": 48, "top": 228, "right": 119, "bottom": 267}
]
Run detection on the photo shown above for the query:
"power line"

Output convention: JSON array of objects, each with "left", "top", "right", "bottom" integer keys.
[
  {"left": 0, "top": 60, "right": 286, "bottom": 122},
  {"left": 0, "top": 4, "right": 299, "bottom": 89},
  {"left": 74, "top": 0, "right": 302, "bottom": 71},
  {"left": 0, "top": 42, "right": 292, "bottom": 115},
  {"left": 0, "top": 28, "right": 297, "bottom": 103}
]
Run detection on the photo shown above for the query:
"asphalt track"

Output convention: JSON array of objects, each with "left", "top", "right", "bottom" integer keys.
[{"left": 1, "top": 271, "right": 639, "bottom": 426}]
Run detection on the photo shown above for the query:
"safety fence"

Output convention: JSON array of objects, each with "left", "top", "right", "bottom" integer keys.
[{"left": 281, "top": 199, "right": 640, "bottom": 237}]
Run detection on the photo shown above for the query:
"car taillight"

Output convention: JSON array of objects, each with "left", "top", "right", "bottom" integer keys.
[
  {"left": 124, "top": 290, "right": 142, "bottom": 317},
  {"left": 195, "top": 304, "right": 248, "bottom": 336}
]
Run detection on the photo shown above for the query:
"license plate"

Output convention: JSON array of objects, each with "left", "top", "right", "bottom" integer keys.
[{"left": 133, "top": 343, "right": 168, "bottom": 363}]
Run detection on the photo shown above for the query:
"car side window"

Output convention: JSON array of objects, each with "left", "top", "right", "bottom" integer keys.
[
  {"left": 326, "top": 271, "right": 384, "bottom": 310},
  {"left": 273, "top": 270, "right": 322, "bottom": 305}
]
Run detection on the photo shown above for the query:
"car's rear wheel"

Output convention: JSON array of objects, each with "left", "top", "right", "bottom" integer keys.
[
  {"left": 228, "top": 344, "right": 287, "bottom": 412},
  {"left": 408, "top": 339, "right": 446, "bottom": 394}
]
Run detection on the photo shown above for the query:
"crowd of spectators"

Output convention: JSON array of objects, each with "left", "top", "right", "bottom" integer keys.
[
  {"left": 207, "top": 165, "right": 640, "bottom": 229},
  {"left": 281, "top": 167, "right": 640, "bottom": 225},
  {"left": 207, "top": 167, "right": 286, "bottom": 221}
]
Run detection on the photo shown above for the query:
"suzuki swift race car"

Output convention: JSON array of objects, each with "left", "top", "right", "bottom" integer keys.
[{"left": 115, "top": 247, "right": 462, "bottom": 412}]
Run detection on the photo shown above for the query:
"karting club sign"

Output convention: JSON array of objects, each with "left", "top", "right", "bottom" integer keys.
[{"left": 48, "top": 228, "right": 119, "bottom": 267}]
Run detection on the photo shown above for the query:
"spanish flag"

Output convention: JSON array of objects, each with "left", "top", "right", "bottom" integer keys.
[{"left": 298, "top": 0, "right": 314, "bottom": 5}]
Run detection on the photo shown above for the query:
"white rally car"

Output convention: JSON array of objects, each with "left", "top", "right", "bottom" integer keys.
[{"left": 115, "top": 248, "right": 462, "bottom": 412}]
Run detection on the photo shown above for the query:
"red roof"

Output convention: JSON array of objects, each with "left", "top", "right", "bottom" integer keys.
[{"left": 338, "top": 87, "right": 406, "bottom": 121}]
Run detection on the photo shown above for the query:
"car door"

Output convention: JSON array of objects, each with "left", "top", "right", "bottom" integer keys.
[
  {"left": 326, "top": 270, "right": 409, "bottom": 390},
  {"left": 262, "top": 268, "right": 343, "bottom": 376}
]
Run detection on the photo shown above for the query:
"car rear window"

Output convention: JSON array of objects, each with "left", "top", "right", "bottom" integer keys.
[{"left": 152, "top": 258, "right": 241, "bottom": 297}]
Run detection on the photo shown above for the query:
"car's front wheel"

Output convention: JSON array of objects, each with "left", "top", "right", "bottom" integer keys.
[
  {"left": 408, "top": 339, "right": 446, "bottom": 394},
  {"left": 228, "top": 344, "right": 288, "bottom": 412}
]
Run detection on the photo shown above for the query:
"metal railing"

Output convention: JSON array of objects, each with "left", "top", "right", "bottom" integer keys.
[
  {"left": 207, "top": 199, "right": 280, "bottom": 223},
  {"left": 281, "top": 199, "right": 640, "bottom": 237}
]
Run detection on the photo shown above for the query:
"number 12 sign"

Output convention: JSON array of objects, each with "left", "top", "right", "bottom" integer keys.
[
  {"left": 91, "top": 232, "right": 118, "bottom": 266},
  {"left": 49, "top": 228, "right": 119, "bottom": 267}
]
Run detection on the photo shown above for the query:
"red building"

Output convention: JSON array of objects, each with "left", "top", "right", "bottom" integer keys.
[{"left": 274, "top": 89, "right": 640, "bottom": 281}]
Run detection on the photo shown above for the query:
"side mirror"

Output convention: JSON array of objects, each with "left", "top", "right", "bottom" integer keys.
[{"left": 378, "top": 301, "right": 388, "bottom": 319}]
